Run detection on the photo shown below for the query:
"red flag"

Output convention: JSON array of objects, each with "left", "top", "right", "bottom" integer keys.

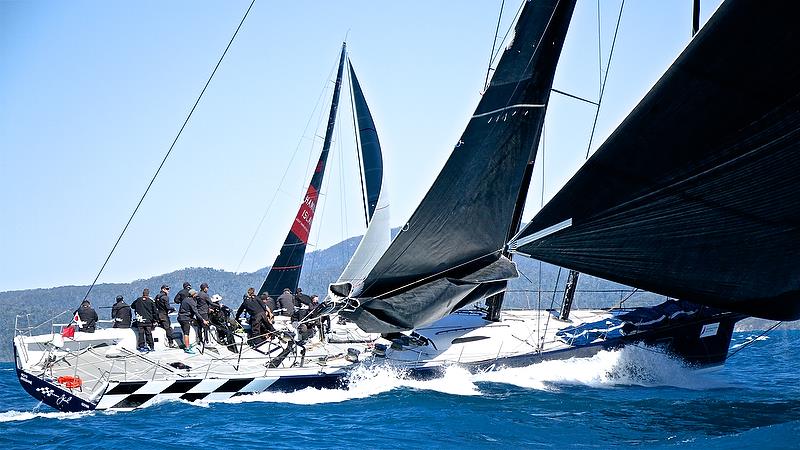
[{"left": 61, "top": 325, "right": 75, "bottom": 339}]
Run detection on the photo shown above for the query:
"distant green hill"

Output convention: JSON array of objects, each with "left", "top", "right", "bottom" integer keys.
[{"left": 1, "top": 233, "right": 790, "bottom": 361}]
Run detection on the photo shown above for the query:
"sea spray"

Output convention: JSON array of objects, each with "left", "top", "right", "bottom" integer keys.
[
  {"left": 0, "top": 410, "right": 92, "bottom": 423},
  {"left": 473, "top": 345, "right": 730, "bottom": 391}
]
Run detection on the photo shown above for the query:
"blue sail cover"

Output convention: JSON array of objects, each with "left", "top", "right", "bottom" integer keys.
[{"left": 557, "top": 300, "right": 723, "bottom": 346}]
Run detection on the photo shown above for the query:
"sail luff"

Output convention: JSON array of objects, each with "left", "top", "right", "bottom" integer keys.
[
  {"left": 336, "top": 60, "right": 391, "bottom": 288},
  {"left": 348, "top": 60, "right": 383, "bottom": 222},
  {"left": 342, "top": 0, "right": 578, "bottom": 332},
  {"left": 347, "top": 60, "right": 371, "bottom": 229},
  {"left": 259, "top": 43, "right": 347, "bottom": 298},
  {"left": 510, "top": 0, "right": 800, "bottom": 321}
]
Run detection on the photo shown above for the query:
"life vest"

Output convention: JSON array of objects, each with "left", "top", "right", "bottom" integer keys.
[{"left": 57, "top": 375, "right": 83, "bottom": 389}]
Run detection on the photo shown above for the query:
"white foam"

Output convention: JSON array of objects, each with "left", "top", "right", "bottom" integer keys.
[
  {"left": 731, "top": 334, "right": 770, "bottom": 349},
  {"left": 0, "top": 410, "right": 92, "bottom": 422},
  {"left": 474, "top": 345, "right": 729, "bottom": 391},
  {"left": 203, "top": 364, "right": 479, "bottom": 406}
]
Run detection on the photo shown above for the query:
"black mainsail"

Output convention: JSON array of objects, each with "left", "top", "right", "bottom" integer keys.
[
  {"left": 259, "top": 44, "right": 347, "bottom": 299},
  {"left": 340, "top": 0, "right": 578, "bottom": 332},
  {"left": 510, "top": 1, "right": 800, "bottom": 321}
]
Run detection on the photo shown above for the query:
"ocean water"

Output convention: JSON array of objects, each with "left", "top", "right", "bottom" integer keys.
[{"left": 0, "top": 330, "right": 798, "bottom": 449}]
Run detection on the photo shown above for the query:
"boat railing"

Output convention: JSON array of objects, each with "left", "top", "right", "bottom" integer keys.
[{"left": 14, "top": 310, "right": 72, "bottom": 337}]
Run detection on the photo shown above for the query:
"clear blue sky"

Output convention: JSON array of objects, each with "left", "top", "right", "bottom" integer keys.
[{"left": 0, "top": 0, "right": 723, "bottom": 292}]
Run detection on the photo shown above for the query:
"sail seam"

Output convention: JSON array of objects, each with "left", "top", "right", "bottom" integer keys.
[{"left": 472, "top": 103, "right": 545, "bottom": 119}]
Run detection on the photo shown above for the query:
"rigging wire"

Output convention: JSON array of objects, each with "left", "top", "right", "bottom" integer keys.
[
  {"left": 609, "top": 287, "right": 639, "bottom": 310},
  {"left": 597, "top": 0, "right": 603, "bottom": 98},
  {"left": 235, "top": 50, "right": 340, "bottom": 273},
  {"left": 585, "top": 0, "right": 625, "bottom": 158},
  {"left": 81, "top": 0, "right": 257, "bottom": 303},
  {"left": 350, "top": 1, "right": 562, "bottom": 304},
  {"left": 488, "top": 1, "right": 526, "bottom": 69},
  {"left": 727, "top": 322, "right": 783, "bottom": 360},
  {"left": 483, "top": 0, "right": 506, "bottom": 91}
]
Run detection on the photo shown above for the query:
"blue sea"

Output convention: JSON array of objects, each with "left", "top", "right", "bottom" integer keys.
[{"left": 0, "top": 330, "right": 798, "bottom": 449}]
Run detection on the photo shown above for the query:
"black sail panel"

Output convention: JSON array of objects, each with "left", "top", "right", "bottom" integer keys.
[
  {"left": 349, "top": 60, "right": 383, "bottom": 221},
  {"left": 511, "top": 1, "right": 800, "bottom": 320},
  {"left": 260, "top": 44, "right": 347, "bottom": 298},
  {"left": 342, "top": 0, "right": 578, "bottom": 332}
]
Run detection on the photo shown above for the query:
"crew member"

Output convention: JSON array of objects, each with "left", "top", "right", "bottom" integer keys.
[
  {"left": 196, "top": 282, "right": 212, "bottom": 345},
  {"left": 76, "top": 300, "right": 99, "bottom": 333},
  {"left": 177, "top": 289, "right": 208, "bottom": 354},
  {"left": 261, "top": 293, "right": 276, "bottom": 314},
  {"left": 174, "top": 282, "right": 192, "bottom": 304},
  {"left": 111, "top": 295, "right": 132, "bottom": 328},
  {"left": 131, "top": 288, "right": 157, "bottom": 352},
  {"left": 236, "top": 288, "right": 275, "bottom": 346},
  {"left": 294, "top": 287, "right": 312, "bottom": 308},
  {"left": 276, "top": 288, "right": 295, "bottom": 317},
  {"left": 155, "top": 284, "right": 176, "bottom": 347}
]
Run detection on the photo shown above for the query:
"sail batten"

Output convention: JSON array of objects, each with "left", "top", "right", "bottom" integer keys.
[
  {"left": 341, "top": 0, "right": 578, "bottom": 332},
  {"left": 510, "top": 1, "right": 800, "bottom": 321}
]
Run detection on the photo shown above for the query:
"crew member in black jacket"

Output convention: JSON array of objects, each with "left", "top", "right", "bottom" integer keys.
[
  {"left": 76, "top": 300, "right": 99, "bottom": 333},
  {"left": 236, "top": 287, "right": 275, "bottom": 347},
  {"left": 276, "top": 288, "right": 295, "bottom": 317},
  {"left": 111, "top": 295, "right": 132, "bottom": 328},
  {"left": 196, "top": 282, "right": 212, "bottom": 345},
  {"left": 154, "top": 285, "right": 176, "bottom": 347},
  {"left": 178, "top": 289, "right": 208, "bottom": 354},
  {"left": 174, "top": 282, "right": 192, "bottom": 304},
  {"left": 131, "top": 288, "right": 158, "bottom": 352}
]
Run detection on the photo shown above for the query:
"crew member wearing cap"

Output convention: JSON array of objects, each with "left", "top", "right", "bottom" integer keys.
[
  {"left": 195, "top": 282, "right": 212, "bottom": 346},
  {"left": 131, "top": 288, "right": 157, "bottom": 352},
  {"left": 294, "top": 287, "right": 312, "bottom": 309},
  {"left": 236, "top": 288, "right": 275, "bottom": 347},
  {"left": 76, "top": 300, "right": 99, "bottom": 333},
  {"left": 276, "top": 288, "right": 295, "bottom": 317},
  {"left": 111, "top": 295, "right": 132, "bottom": 328},
  {"left": 177, "top": 289, "right": 208, "bottom": 354},
  {"left": 155, "top": 285, "right": 176, "bottom": 347},
  {"left": 174, "top": 282, "right": 192, "bottom": 304}
]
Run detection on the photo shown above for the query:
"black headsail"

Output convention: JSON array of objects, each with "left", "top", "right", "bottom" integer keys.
[
  {"left": 510, "top": 1, "right": 800, "bottom": 321},
  {"left": 339, "top": 0, "right": 578, "bottom": 333},
  {"left": 335, "top": 58, "right": 391, "bottom": 287},
  {"left": 259, "top": 43, "right": 347, "bottom": 299},
  {"left": 349, "top": 59, "right": 384, "bottom": 223}
]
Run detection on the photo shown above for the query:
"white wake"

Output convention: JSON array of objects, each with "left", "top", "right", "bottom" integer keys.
[
  {"left": 0, "top": 409, "right": 92, "bottom": 423},
  {"left": 206, "top": 364, "right": 479, "bottom": 406},
  {"left": 474, "top": 345, "right": 730, "bottom": 391}
]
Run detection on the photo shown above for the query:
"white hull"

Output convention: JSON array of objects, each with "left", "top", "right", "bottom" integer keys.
[{"left": 14, "top": 305, "right": 740, "bottom": 412}]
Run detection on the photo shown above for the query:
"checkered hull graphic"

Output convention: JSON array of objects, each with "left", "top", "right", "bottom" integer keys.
[
  {"left": 96, "top": 372, "right": 347, "bottom": 410},
  {"left": 17, "top": 367, "right": 347, "bottom": 412}
]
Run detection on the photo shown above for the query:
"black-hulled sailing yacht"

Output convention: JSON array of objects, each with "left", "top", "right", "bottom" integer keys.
[{"left": 328, "top": 0, "right": 797, "bottom": 373}]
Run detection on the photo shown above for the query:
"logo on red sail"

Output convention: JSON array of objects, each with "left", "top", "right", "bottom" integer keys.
[{"left": 290, "top": 185, "right": 318, "bottom": 243}]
